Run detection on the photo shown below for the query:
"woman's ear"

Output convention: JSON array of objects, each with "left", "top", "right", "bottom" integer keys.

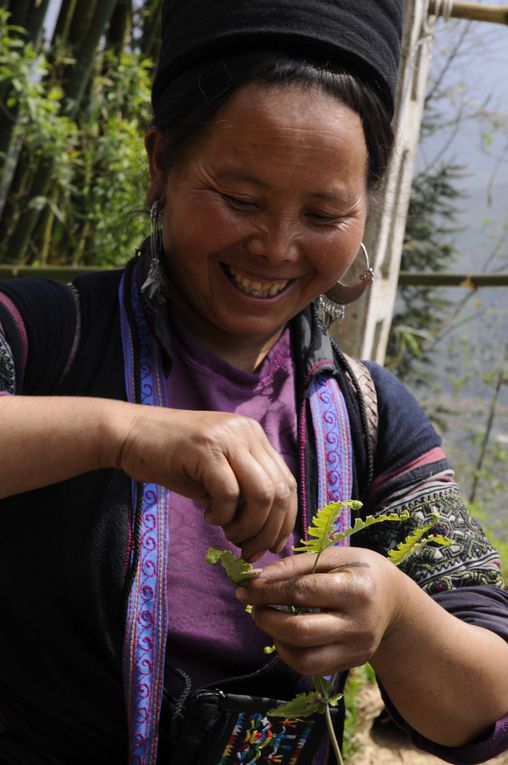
[{"left": 145, "top": 128, "right": 167, "bottom": 206}]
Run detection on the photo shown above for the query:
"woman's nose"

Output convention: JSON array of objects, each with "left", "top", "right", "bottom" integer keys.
[{"left": 245, "top": 220, "right": 300, "bottom": 264}]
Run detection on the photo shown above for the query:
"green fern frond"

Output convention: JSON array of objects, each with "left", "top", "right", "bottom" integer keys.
[
  {"left": 267, "top": 691, "right": 325, "bottom": 718},
  {"left": 388, "top": 533, "right": 453, "bottom": 566},
  {"left": 293, "top": 500, "right": 363, "bottom": 554},
  {"left": 268, "top": 678, "right": 343, "bottom": 719},
  {"left": 332, "top": 510, "right": 410, "bottom": 543},
  {"left": 205, "top": 548, "right": 261, "bottom": 585}
]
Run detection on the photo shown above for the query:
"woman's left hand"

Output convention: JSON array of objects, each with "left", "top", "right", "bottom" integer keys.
[
  {"left": 236, "top": 546, "right": 408, "bottom": 676},
  {"left": 238, "top": 546, "right": 508, "bottom": 749}
]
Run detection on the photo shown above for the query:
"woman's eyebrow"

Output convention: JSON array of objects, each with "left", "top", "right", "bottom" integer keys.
[{"left": 215, "top": 169, "right": 269, "bottom": 188}]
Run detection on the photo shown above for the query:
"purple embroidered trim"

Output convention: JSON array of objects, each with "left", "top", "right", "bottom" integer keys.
[
  {"left": 119, "top": 267, "right": 171, "bottom": 765},
  {"left": 308, "top": 375, "right": 353, "bottom": 539}
]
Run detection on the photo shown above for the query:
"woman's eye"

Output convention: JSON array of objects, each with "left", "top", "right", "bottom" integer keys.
[
  {"left": 222, "top": 194, "right": 258, "bottom": 210},
  {"left": 307, "top": 211, "right": 342, "bottom": 225}
]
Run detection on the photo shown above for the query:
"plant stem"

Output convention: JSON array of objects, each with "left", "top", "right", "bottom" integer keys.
[
  {"left": 325, "top": 701, "right": 344, "bottom": 765},
  {"left": 314, "top": 675, "right": 344, "bottom": 765}
]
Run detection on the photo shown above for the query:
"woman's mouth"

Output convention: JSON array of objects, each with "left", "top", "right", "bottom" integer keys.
[{"left": 224, "top": 266, "right": 290, "bottom": 298}]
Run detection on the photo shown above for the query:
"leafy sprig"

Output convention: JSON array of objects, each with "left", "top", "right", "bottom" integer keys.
[
  {"left": 205, "top": 547, "right": 261, "bottom": 585},
  {"left": 206, "top": 501, "right": 452, "bottom": 765},
  {"left": 387, "top": 513, "right": 452, "bottom": 564}
]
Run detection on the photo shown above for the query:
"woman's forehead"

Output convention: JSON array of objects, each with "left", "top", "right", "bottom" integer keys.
[
  {"left": 176, "top": 86, "right": 368, "bottom": 201},
  {"left": 197, "top": 83, "right": 365, "bottom": 151}
]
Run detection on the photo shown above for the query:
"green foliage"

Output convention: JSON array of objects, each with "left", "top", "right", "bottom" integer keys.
[
  {"left": 386, "top": 163, "right": 465, "bottom": 385},
  {"left": 294, "top": 509, "right": 411, "bottom": 554},
  {"left": 292, "top": 500, "right": 362, "bottom": 556},
  {"left": 268, "top": 677, "right": 342, "bottom": 718},
  {"left": 342, "top": 665, "right": 376, "bottom": 760},
  {"left": 0, "top": 4, "right": 156, "bottom": 266},
  {"left": 205, "top": 548, "right": 261, "bottom": 585}
]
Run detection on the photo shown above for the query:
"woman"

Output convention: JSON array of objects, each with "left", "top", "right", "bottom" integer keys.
[{"left": 0, "top": 1, "right": 507, "bottom": 764}]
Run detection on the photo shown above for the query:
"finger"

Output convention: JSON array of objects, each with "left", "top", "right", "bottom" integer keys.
[
  {"left": 246, "top": 546, "right": 374, "bottom": 582},
  {"left": 252, "top": 607, "right": 347, "bottom": 648},
  {"left": 272, "top": 639, "right": 369, "bottom": 677},
  {"left": 220, "top": 444, "right": 294, "bottom": 551},
  {"left": 235, "top": 449, "right": 297, "bottom": 560},
  {"left": 217, "top": 451, "right": 276, "bottom": 543},
  {"left": 237, "top": 568, "right": 372, "bottom": 612},
  {"left": 199, "top": 453, "right": 241, "bottom": 527}
]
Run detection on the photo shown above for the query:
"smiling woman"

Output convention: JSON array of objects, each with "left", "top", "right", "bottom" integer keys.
[
  {"left": 0, "top": 2, "right": 507, "bottom": 765},
  {"left": 147, "top": 82, "right": 368, "bottom": 370}
]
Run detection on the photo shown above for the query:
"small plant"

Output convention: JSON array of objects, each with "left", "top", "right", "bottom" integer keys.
[{"left": 207, "top": 501, "right": 452, "bottom": 765}]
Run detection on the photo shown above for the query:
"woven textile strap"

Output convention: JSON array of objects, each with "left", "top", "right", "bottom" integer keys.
[
  {"left": 308, "top": 375, "right": 354, "bottom": 539},
  {"left": 119, "top": 265, "right": 171, "bottom": 765}
]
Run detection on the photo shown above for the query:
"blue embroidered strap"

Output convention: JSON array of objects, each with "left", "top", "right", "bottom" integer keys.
[
  {"left": 119, "top": 265, "right": 171, "bottom": 765},
  {"left": 308, "top": 375, "right": 353, "bottom": 539}
]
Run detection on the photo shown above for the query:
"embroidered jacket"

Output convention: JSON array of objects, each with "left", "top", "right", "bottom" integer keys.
[{"left": 0, "top": 262, "right": 506, "bottom": 765}]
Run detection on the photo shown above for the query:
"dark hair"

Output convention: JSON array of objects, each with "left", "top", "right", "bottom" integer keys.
[{"left": 153, "top": 51, "right": 394, "bottom": 191}]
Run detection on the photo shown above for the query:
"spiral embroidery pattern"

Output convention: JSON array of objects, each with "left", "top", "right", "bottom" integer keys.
[
  {"left": 308, "top": 375, "right": 353, "bottom": 538},
  {"left": 119, "top": 265, "right": 171, "bottom": 765}
]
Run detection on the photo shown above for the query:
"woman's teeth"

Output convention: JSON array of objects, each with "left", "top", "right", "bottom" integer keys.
[{"left": 227, "top": 268, "right": 289, "bottom": 298}]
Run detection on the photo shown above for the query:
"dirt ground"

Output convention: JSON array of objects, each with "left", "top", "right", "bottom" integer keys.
[{"left": 346, "top": 685, "right": 508, "bottom": 765}]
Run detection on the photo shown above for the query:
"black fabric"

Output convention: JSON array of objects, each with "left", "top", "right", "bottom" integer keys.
[
  {"left": 433, "top": 586, "right": 508, "bottom": 642},
  {"left": 364, "top": 361, "right": 442, "bottom": 478},
  {"left": 0, "top": 279, "right": 77, "bottom": 394},
  {"left": 0, "top": 270, "right": 130, "bottom": 764},
  {"left": 153, "top": 0, "right": 403, "bottom": 119}
]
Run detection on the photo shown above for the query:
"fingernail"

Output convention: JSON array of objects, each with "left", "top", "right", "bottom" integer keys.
[
  {"left": 235, "top": 586, "right": 248, "bottom": 602},
  {"left": 271, "top": 538, "right": 287, "bottom": 554}
]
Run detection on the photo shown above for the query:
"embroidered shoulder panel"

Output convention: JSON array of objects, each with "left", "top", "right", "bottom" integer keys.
[
  {"left": 0, "top": 329, "right": 15, "bottom": 394},
  {"left": 353, "top": 481, "right": 504, "bottom": 594}
]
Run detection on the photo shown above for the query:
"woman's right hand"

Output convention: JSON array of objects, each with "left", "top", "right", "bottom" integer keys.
[{"left": 115, "top": 405, "right": 298, "bottom": 560}]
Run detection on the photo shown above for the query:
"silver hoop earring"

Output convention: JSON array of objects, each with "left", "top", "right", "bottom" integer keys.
[
  {"left": 141, "top": 199, "right": 166, "bottom": 300},
  {"left": 318, "top": 243, "right": 374, "bottom": 328}
]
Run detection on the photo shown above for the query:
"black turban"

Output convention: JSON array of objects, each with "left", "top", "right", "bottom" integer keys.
[{"left": 152, "top": 0, "right": 403, "bottom": 120}]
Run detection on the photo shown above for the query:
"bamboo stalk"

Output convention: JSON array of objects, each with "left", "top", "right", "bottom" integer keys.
[
  {"left": 398, "top": 272, "right": 508, "bottom": 287},
  {"left": 428, "top": 1, "right": 508, "bottom": 25},
  {"left": 64, "top": 0, "right": 119, "bottom": 113},
  {"left": 52, "top": 0, "right": 78, "bottom": 46},
  {"left": 2, "top": 267, "right": 508, "bottom": 286},
  {"left": 7, "top": 0, "right": 31, "bottom": 28}
]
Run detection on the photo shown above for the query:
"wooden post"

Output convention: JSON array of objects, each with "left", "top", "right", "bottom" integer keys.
[
  {"left": 337, "top": 0, "right": 508, "bottom": 363},
  {"left": 428, "top": 1, "right": 508, "bottom": 25},
  {"left": 339, "top": 0, "right": 434, "bottom": 362}
]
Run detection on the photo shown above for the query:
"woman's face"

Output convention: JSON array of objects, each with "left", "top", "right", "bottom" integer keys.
[{"left": 146, "top": 82, "right": 369, "bottom": 367}]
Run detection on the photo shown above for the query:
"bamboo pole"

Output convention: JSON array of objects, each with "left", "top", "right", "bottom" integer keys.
[
  {"left": 2, "top": 267, "right": 508, "bottom": 286},
  {"left": 398, "top": 272, "right": 508, "bottom": 287},
  {"left": 428, "top": 1, "right": 508, "bottom": 25}
]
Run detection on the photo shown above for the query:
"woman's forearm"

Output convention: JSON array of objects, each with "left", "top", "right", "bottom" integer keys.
[
  {"left": 0, "top": 395, "right": 130, "bottom": 498},
  {"left": 371, "top": 573, "right": 508, "bottom": 748}
]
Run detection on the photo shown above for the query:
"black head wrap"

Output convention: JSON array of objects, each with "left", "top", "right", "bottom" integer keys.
[{"left": 152, "top": 0, "right": 403, "bottom": 121}]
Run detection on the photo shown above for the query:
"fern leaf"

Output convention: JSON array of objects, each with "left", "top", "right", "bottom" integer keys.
[
  {"left": 388, "top": 533, "right": 453, "bottom": 566},
  {"left": 205, "top": 548, "right": 260, "bottom": 585},
  {"left": 332, "top": 510, "right": 410, "bottom": 543},
  {"left": 293, "top": 500, "right": 363, "bottom": 554},
  {"left": 267, "top": 691, "right": 325, "bottom": 718}
]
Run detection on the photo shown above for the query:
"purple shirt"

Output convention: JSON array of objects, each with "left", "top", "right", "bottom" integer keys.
[{"left": 166, "top": 313, "right": 299, "bottom": 686}]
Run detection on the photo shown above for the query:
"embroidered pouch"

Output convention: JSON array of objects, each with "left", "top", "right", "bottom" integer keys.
[{"left": 161, "top": 688, "right": 335, "bottom": 765}]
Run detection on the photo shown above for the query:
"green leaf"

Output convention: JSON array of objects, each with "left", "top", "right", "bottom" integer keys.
[
  {"left": 385, "top": 512, "right": 452, "bottom": 566},
  {"left": 332, "top": 510, "right": 411, "bottom": 543},
  {"left": 205, "top": 548, "right": 260, "bottom": 585},
  {"left": 388, "top": 533, "right": 453, "bottom": 566},
  {"left": 267, "top": 691, "right": 325, "bottom": 718},
  {"left": 293, "top": 500, "right": 363, "bottom": 554}
]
